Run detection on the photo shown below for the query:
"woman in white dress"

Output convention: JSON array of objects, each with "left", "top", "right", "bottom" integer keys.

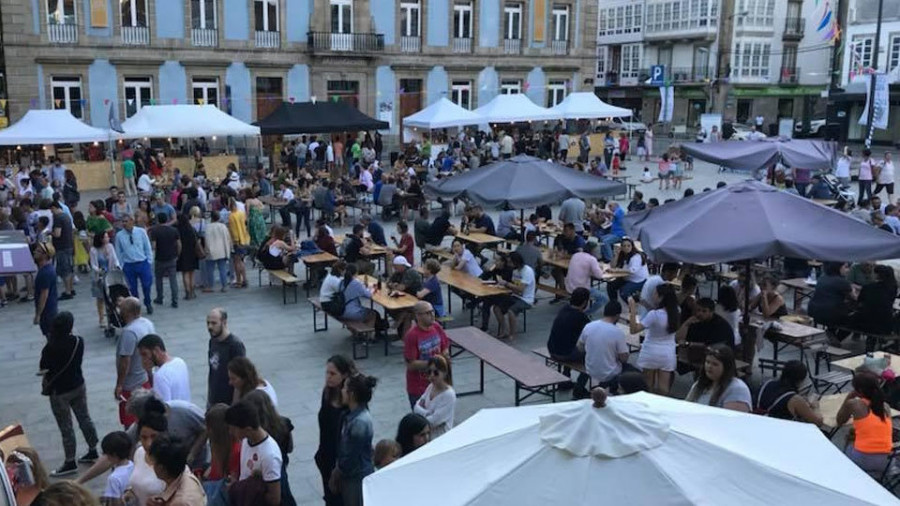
[
  {"left": 628, "top": 283, "right": 681, "bottom": 395},
  {"left": 644, "top": 123, "right": 654, "bottom": 160},
  {"left": 413, "top": 355, "right": 456, "bottom": 438}
]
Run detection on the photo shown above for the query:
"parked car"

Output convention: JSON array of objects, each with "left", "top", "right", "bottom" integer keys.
[
  {"left": 596, "top": 117, "right": 648, "bottom": 133},
  {"left": 732, "top": 124, "right": 768, "bottom": 141},
  {"left": 794, "top": 118, "right": 826, "bottom": 137}
]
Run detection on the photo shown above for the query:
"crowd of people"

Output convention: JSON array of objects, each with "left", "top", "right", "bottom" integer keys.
[{"left": 2, "top": 130, "right": 899, "bottom": 504}]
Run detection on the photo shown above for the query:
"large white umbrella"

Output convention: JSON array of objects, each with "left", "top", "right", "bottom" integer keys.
[{"left": 364, "top": 393, "right": 898, "bottom": 505}]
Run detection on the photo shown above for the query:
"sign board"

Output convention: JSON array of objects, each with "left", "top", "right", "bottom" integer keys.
[
  {"left": 700, "top": 114, "right": 722, "bottom": 141},
  {"left": 778, "top": 118, "right": 794, "bottom": 138},
  {"left": 650, "top": 65, "right": 665, "bottom": 87}
]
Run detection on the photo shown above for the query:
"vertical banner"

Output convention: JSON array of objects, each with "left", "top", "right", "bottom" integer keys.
[
  {"left": 90, "top": 0, "right": 108, "bottom": 27},
  {"left": 665, "top": 86, "right": 674, "bottom": 122},
  {"left": 858, "top": 73, "right": 890, "bottom": 130},
  {"left": 658, "top": 87, "right": 667, "bottom": 123}
]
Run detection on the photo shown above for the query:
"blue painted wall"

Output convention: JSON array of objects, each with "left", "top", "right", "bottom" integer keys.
[
  {"left": 155, "top": 0, "right": 184, "bottom": 39},
  {"left": 479, "top": 0, "right": 499, "bottom": 47},
  {"left": 82, "top": 0, "right": 113, "bottom": 37},
  {"left": 372, "top": 0, "right": 396, "bottom": 45},
  {"left": 36, "top": 65, "right": 45, "bottom": 109},
  {"left": 286, "top": 0, "right": 311, "bottom": 43},
  {"left": 158, "top": 62, "right": 187, "bottom": 106},
  {"left": 375, "top": 66, "right": 396, "bottom": 133},
  {"left": 286, "top": 65, "right": 310, "bottom": 102},
  {"left": 425, "top": 66, "right": 449, "bottom": 106},
  {"left": 525, "top": 67, "right": 545, "bottom": 105},
  {"left": 477, "top": 67, "right": 499, "bottom": 107},
  {"left": 88, "top": 59, "right": 118, "bottom": 128},
  {"left": 426, "top": 0, "right": 448, "bottom": 47},
  {"left": 31, "top": 0, "right": 39, "bottom": 34},
  {"left": 225, "top": 62, "right": 252, "bottom": 122},
  {"left": 224, "top": 0, "right": 249, "bottom": 41}
]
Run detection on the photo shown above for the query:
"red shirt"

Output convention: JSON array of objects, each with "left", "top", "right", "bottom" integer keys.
[
  {"left": 207, "top": 440, "right": 241, "bottom": 481},
  {"left": 398, "top": 233, "right": 414, "bottom": 265},
  {"left": 403, "top": 322, "right": 449, "bottom": 396}
]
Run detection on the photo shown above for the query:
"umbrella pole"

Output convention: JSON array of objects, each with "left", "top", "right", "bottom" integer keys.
[{"left": 520, "top": 208, "right": 525, "bottom": 243}]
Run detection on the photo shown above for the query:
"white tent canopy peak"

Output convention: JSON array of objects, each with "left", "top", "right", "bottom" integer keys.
[{"left": 540, "top": 401, "right": 669, "bottom": 458}]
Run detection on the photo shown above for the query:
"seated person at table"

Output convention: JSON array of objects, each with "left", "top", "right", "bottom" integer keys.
[
  {"left": 638, "top": 262, "right": 679, "bottom": 316},
  {"left": 807, "top": 261, "right": 853, "bottom": 332},
  {"left": 757, "top": 276, "right": 788, "bottom": 318},
  {"left": 756, "top": 360, "right": 823, "bottom": 425},
  {"left": 596, "top": 202, "right": 626, "bottom": 262},
  {"left": 478, "top": 254, "right": 513, "bottom": 331},
  {"left": 425, "top": 209, "right": 458, "bottom": 248},
  {"left": 577, "top": 299, "right": 634, "bottom": 394},
  {"left": 492, "top": 252, "right": 535, "bottom": 341},
  {"left": 448, "top": 239, "right": 482, "bottom": 278},
  {"left": 678, "top": 275, "right": 699, "bottom": 321},
  {"left": 360, "top": 214, "right": 387, "bottom": 246},
  {"left": 377, "top": 176, "right": 400, "bottom": 219},
  {"left": 716, "top": 285, "right": 743, "bottom": 347},
  {"left": 546, "top": 288, "right": 592, "bottom": 394},
  {"left": 851, "top": 265, "right": 897, "bottom": 350},
  {"left": 685, "top": 344, "right": 752, "bottom": 412},
  {"left": 496, "top": 205, "right": 518, "bottom": 240},
  {"left": 417, "top": 259, "right": 445, "bottom": 317},
  {"left": 807, "top": 175, "right": 833, "bottom": 200},
  {"left": 514, "top": 231, "right": 542, "bottom": 271},
  {"left": 388, "top": 256, "right": 423, "bottom": 338},
  {"left": 319, "top": 261, "right": 345, "bottom": 303},
  {"left": 676, "top": 297, "right": 736, "bottom": 349},
  {"left": 837, "top": 372, "right": 893, "bottom": 475},
  {"left": 389, "top": 221, "right": 415, "bottom": 267},
  {"left": 549, "top": 223, "right": 586, "bottom": 297},
  {"left": 314, "top": 224, "right": 337, "bottom": 256},
  {"left": 606, "top": 238, "right": 648, "bottom": 303},
  {"left": 465, "top": 206, "right": 495, "bottom": 236},
  {"left": 849, "top": 262, "right": 877, "bottom": 287},
  {"left": 729, "top": 271, "right": 761, "bottom": 313},
  {"left": 337, "top": 264, "right": 386, "bottom": 333},
  {"left": 344, "top": 224, "right": 375, "bottom": 276},
  {"left": 257, "top": 226, "right": 298, "bottom": 270},
  {"left": 565, "top": 240, "right": 608, "bottom": 314}
]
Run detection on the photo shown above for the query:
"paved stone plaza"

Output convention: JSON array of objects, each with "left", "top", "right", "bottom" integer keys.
[{"left": 0, "top": 160, "right": 823, "bottom": 503}]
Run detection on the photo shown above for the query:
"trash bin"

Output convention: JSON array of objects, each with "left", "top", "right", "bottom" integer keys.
[{"left": 768, "top": 123, "right": 778, "bottom": 137}]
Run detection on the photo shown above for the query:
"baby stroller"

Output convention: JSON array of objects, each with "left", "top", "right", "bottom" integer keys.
[
  {"left": 101, "top": 269, "right": 130, "bottom": 339},
  {"left": 821, "top": 173, "right": 856, "bottom": 206}
]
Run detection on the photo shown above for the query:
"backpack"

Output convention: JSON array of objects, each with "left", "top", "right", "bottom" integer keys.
[
  {"left": 753, "top": 380, "right": 795, "bottom": 416},
  {"left": 322, "top": 280, "right": 349, "bottom": 316}
]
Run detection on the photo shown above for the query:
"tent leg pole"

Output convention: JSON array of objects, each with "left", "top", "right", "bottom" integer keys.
[
  {"left": 743, "top": 261, "right": 751, "bottom": 328},
  {"left": 520, "top": 209, "right": 525, "bottom": 243}
]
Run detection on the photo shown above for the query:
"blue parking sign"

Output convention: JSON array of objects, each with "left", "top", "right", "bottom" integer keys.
[{"left": 650, "top": 65, "right": 665, "bottom": 86}]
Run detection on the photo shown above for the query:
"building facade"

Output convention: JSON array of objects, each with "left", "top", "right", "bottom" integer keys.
[
  {"left": 834, "top": 0, "right": 900, "bottom": 144},
  {"left": 595, "top": 0, "right": 832, "bottom": 132},
  {"left": 1, "top": 0, "right": 596, "bottom": 135}
]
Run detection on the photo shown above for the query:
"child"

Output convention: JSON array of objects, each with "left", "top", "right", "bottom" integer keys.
[
  {"left": 101, "top": 431, "right": 134, "bottom": 506},
  {"left": 611, "top": 153, "right": 621, "bottom": 176},
  {"left": 658, "top": 153, "right": 671, "bottom": 190},
  {"left": 373, "top": 439, "right": 402, "bottom": 470},
  {"left": 641, "top": 167, "right": 654, "bottom": 183}
]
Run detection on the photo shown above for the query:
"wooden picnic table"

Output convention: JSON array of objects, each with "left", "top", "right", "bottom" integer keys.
[
  {"left": 749, "top": 314, "right": 827, "bottom": 362},
  {"left": 446, "top": 327, "right": 571, "bottom": 406},
  {"left": 455, "top": 232, "right": 506, "bottom": 247},
  {"left": 434, "top": 265, "right": 509, "bottom": 326},
  {"left": 357, "top": 274, "right": 419, "bottom": 311},
  {"left": 780, "top": 277, "right": 817, "bottom": 309},
  {"left": 301, "top": 252, "right": 339, "bottom": 297},
  {"left": 259, "top": 195, "right": 289, "bottom": 223},
  {"left": 832, "top": 353, "right": 900, "bottom": 373},
  {"left": 818, "top": 393, "right": 900, "bottom": 436}
]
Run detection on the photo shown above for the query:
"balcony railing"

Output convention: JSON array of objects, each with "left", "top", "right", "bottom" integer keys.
[
  {"left": 307, "top": 32, "right": 384, "bottom": 52},
  {"left": 121, "top": 25, "right": 150, "bottom": 45},
  {"left": 550, "top": 39, "right": 568, "bottom": 55},
  {"left": 503, "top": 38, "right": 522, "bottom": 54},
  {"left": 191, "top": 27, "right": 217, "bottom": 47},
  {"left": 48, "top": 23, "right": 77, "bottom": 43},
  {"left": 645, "top": 18, "right": 718, "bottom": 40},
  {"left": 452, "top": 37, "right": 473, "bottom": 53},
  {"left": 783, "top": 17, "right": 805, "bottom": 38},
  {"left": 780, "top": 67, "right": 800, "bottom": 84},
  {"left": 255, "top": 30, "right": 280, "bottom": 48},
  {"left": 400, "top": 35, "right": 420, "bottom": 52}
]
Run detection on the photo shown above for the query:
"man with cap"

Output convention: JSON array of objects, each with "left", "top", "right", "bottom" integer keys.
[{"left": 388, "top": 255, "right": 424, "bottom": 338}]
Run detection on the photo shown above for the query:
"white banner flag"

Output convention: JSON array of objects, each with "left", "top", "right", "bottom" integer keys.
[
  {"left": 858, "top": 73, "right": 890, "bottom": 130},
  {"left": 658, "top": 87, "right": 667, "bottom": 123},
  {"left": 665, "top": 86, "right": 675, "bottom": 122}
]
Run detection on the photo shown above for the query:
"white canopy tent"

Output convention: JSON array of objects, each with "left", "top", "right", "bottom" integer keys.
[
  {"left": 403, "top": 97, "right": 485, "bottom": 130},
  {"left": 120, "top": 105, "right": 260, "bottom": 139},
  {"left": 364, "top": 394, "right": 898, "bottom": 506},
  {"left": 473, "top": 94, "right": 559, "bottom": 124},
  {"left": 549, "top": 91, "right": 632, "bottom": 120},
  {"left": 0, "top": 109, "right": 116, "bottom": 145}
]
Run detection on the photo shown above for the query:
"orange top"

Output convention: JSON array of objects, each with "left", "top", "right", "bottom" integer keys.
[{"left": 853, "top": 399, "right": 892, "bottom": 454}]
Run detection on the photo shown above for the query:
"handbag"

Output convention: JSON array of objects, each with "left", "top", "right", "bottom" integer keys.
[{"left": 41, "top": 336, "right": 81, "bottom": 396}]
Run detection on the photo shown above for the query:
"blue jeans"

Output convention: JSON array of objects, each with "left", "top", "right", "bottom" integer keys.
[
  {"left": 795, "top": 182, "right": 808, "bottom": 197},
  {"left": 600, "top": 234, "right": 622, "bottom": 262},
  {"left": 607, "top": 278, "right": 645, "bottom": 303},
  {"left": 585, "top": 288, "right": 609, "bottom": 315},
  {"left": 123, "top": 260, "right": 153, "bottom": 307},
  {"left": 205, "top": 258, "right": 229, "bottom": 289},
  {"left": 433, "top": 304, "right": 445, "bottom": 318}
]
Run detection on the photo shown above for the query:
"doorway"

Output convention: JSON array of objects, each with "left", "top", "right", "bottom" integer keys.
[
  {"left": 399, "top": 79, "right": 423, "bottom": 134},
  {"left": 736, "top": 99, "right": 753, "bottom": 124},
  {"left": 256, "top": 76, "right": 282, "bottom": 152},
  {"left": 687, "top": 99, "right": 706, "bottom": 128},
  {"left": 778, "top": 98, "right": 794, "bottom": 119}
]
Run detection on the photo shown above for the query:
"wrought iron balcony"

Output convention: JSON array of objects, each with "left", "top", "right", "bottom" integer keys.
[
  {"left": 307, "top": 32, "right": 384, "bottom": 53},
  {"left": 783, "top": 17, "right": 805, "bottom": 39},
  {"left": 780, "top": 67, "right": 800, "bottom": 84}
]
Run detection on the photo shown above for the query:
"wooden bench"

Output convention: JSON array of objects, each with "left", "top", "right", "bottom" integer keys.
[
  {"left": 531, "top": 346, "right": 593, "bottom": 389},
  {"left": 422, "top": 247, "right": 454, "bottom": 262},
  {"left": 309, "top": 297, "right": 378, "bottom": 360},
  {"left": 260, "top": 269, "right": 300, "bottom": 304},
  {"left": 447, "top": 327, "right": 571, "bottom": 406},
  {"left": 536, "top": 283, "right": 570, "bottom": 300},
  {"left": 810, "top": 344, "right": 853, "bottom": 375}
]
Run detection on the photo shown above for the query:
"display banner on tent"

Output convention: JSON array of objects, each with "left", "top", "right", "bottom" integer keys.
[{"left": 858, "top": 73, "right": 889, "bottom": 130}]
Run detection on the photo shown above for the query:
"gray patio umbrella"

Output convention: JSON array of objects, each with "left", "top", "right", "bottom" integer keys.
[
  {"left": 424, "top": 155, "right": 626, "bottom": 209},
  {"left": 680, "top": 139, "right": 837, "bottom": 173}
]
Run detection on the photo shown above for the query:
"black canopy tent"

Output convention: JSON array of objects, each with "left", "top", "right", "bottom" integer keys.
[{"left": 253, "top": 101, "right": 389, "bottom": 135}]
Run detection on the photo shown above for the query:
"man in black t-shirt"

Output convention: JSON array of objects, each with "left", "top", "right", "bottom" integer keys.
[
  {"left": 676, "top": 298, "right": 736, "bottom": 349},
  {"left": 344, "top": 224, "right": 374, "bottom": 275},
  {"left": 149, "top": 214, "right": 182, "bottom": 308},
  {"left": 206, "top": 308, "right": 246, "bottom": 406},
  {"left": 426, "top": 209, "right": 458, "bottom": 247}
]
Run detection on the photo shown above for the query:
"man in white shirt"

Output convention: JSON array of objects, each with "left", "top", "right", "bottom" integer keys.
[
  {"left": 137, "top": 173, "right": 155, "bottom": 194},
  {"left": 577, "top": 300, "right": 631, "bottom": 389},
  {"left": 226, "top": 401, "right": 282, "bottom": 506},
  {"left": 278, "top": 181, "right": 295, "bottom": 202},
  {"left": 137, "top": 334, "right": 191, "bottom": 403},
  {"left": 874, "top": 152, "right": 895, "bottom": 204},
  {"left": 638, "top": 263, "right": 679, "bottom": 315},
  {"left": 493, "top": 252, "right": 535, "bottom": 340},
  {"left": 835, "top": 149, "right": 852, "bottom": 187}
]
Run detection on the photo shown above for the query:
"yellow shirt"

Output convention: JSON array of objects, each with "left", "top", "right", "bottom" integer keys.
[{"left": 228, "top": 209, "right": 250, "bottom": 246}]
